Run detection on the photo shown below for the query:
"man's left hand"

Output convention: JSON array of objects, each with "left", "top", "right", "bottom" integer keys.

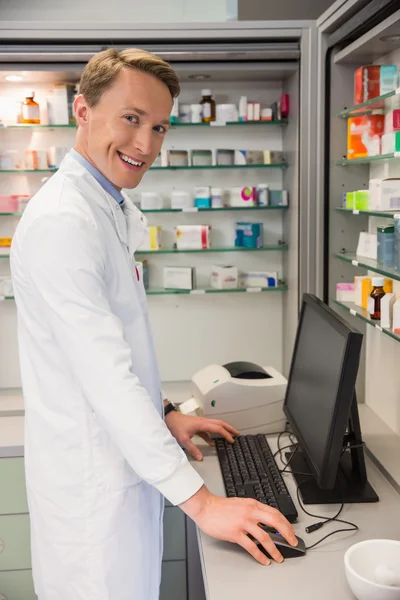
[{"left": 165, "top": 411, "right": 239, "bottom": 461}]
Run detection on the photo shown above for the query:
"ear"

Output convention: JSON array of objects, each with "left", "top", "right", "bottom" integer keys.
[{"left": 74, "top": 94, "right": 89, "bottom": 127}]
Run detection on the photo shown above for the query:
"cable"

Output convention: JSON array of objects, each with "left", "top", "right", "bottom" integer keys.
[{"left": 274, "top": 434, "right": 359, "bottom": 550}]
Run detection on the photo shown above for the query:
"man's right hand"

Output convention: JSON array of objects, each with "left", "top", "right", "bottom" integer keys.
[{"left": 179, "top": 485, "right": 298, "bottom": 566}]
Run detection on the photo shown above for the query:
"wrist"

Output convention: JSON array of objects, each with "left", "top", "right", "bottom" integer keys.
[{"left": 179, "top": 484, "right": 213, "bottom": 522}]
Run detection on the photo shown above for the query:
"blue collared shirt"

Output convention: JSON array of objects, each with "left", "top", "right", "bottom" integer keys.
[{"left": 70, "top": 148, "right": 125, "bottom": 205}]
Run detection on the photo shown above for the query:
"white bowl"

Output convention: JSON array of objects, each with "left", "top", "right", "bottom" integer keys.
[{"left": 345, "top": 539, "right": 400, "bottom": 600}]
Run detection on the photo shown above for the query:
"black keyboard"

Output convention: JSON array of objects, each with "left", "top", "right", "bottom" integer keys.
[{"left": 216, "top": 434, "right": 298, "bottom": 523}]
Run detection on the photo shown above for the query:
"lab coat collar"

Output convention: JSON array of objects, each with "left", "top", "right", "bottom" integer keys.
[{"left": 61, "top": 152, "right": 147, "bottom": 256}]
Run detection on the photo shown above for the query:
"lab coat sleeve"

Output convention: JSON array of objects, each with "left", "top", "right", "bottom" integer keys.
[{"left": 21, "top": 213, "right": 203, "bottom": 506}]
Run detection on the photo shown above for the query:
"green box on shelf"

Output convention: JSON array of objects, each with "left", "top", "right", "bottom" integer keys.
[
  {"left": 355, "top": 190, "right": 369, "bottom": 211},
  {"left": 346, "top": 192, "right": 355, "bottom": 210}
]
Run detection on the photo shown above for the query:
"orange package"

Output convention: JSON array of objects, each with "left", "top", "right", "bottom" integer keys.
[
  {"left": 347, "top": 115, "right": 384, "bottom": 160},
  {"left": 354, "top": 66, "right": 380, "bottom": 105}
]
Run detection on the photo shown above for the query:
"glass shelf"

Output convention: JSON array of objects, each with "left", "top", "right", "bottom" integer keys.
[
  {"left": 0, "top": 124, "right": 76, "bottom": 130},
  {"left": 0, "top": 169, "right": 57, "bottom": 173},
  {"left": 150, "top": 163, "right": 286, "bottom": 171},
  {"left": 0, "top": 254, "right": 10, "bottom": 259},
  {"left": 147, "top": 285, "right": 287, "bottom": 295},
  {"left": 334, "top": 252, "right": 400, "bottom": 282},
  {"left": 171, "top": 120, "right": 288, "bottom": 127},
  {"left": 335, "top": 207, "right": 399, "bottom": 218},
  {"left": 333, "top": 299, "right": 400, "bottom": 344},
  {"left": 141, "top": 206, "right": 288, "bottom": 213},
  {"left": 0, "top": 212, "right": 22, "bottom": 217},
  {"left": 338, "top": 89, "right": 400, "bottom": 118},
  {"left": 336, "top": 154, "right": 399, "bottom": 166},
  {"left": 136, "top": 245, "right": 288, "bottom": 255}
]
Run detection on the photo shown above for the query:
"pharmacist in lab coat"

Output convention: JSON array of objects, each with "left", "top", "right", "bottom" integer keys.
[{"left": 10, "top": 48, "right": 297, "bottom": 600}]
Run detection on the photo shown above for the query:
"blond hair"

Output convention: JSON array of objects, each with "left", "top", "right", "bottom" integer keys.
[{"left": 79, "top": 48, "right": 180, "bottom": 106}]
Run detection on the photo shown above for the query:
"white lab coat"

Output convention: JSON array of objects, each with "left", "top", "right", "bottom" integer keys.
[{"left": 10, "top": 153, "right": 203, "bottom": 600}]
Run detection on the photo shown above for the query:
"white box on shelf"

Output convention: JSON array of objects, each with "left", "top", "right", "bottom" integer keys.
[
  {"left": 138, "top": 226, "right": 162, "bottom": 251},
  {"left": 164, "top": 267, "right": 195, "bottom": 290},
  {"left": 171, "top": 190, "right": 193, "bottom": 210},
  {"left": 381, "top": 293, "right": 396, "bottom": 329},
  {"left": 226, "top": 187, "right": 257, "bottom": 207},
  {"left": 356, "top": 232, "right": 377, "bottom": 260},
  {"left": 336, "top": 283, "right": 355, "bottom": 303},
  {"left": 48, "top": 146, "right": 69, "bottom": 169},
  {"left": 392, "top": 299, "right": 400, "bottom": 334},
  {"left": 46, "top": 84, "right": 75, "bottom": 125},
  {"left": 239, "top": 271, "right": 278, "bottom": 288},
  {"left": 210, "top": 266, "right": 238, "bottom": 289},
  {"left": 175, "top": 225, "right": 211, "bottom": 250},
  {"left": 140, "top": 192, "right": 163, "bottom": 210},
  {"left": 368, "top": 178, "right": 400, "bottom": 211}
]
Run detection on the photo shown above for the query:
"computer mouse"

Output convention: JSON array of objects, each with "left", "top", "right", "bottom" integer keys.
[{"left": 251, "top": 527, "right": 306, "bottom": 560}]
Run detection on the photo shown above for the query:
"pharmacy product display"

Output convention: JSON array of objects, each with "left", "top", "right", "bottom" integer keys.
[
  {"left": 154, "top": 148, "right": 285, "bottom": 168},
  {"left": 138, "top": 185, "right": 289, "bottom": 211},
  {"left": 171, "top": 92, "right": 290, "bottom": 125}
]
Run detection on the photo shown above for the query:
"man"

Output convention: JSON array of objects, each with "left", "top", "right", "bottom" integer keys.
[{"left": 11, "top": 48, "right": 297, "bottom": 600}]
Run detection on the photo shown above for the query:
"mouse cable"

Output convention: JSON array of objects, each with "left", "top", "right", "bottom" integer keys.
[{"left": 275, "top": 435, "right": 359, "bottom": 549}]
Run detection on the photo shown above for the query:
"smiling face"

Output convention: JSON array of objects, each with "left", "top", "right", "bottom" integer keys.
[{"left": 74, "top": 67, "right": 172, "bottom": 190}]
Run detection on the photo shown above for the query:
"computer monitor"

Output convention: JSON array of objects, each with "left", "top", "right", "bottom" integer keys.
[{"left": 283, "top": 294, "right": 378, "bottom": 505}]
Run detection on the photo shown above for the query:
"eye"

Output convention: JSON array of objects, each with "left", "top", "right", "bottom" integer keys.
[
  {"left": 153, "top": 125, "right": 167, "bottom": 134},
  {"left": 125, "top": 115, "right": 139, "bottom": 124}
]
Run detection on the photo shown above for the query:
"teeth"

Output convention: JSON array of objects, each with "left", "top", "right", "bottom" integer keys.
[{"left": 120, "top": 153, "right": 143, "bottom": 167}]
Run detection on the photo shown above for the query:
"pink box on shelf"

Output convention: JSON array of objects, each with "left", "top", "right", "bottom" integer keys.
[
  {"left": 0, "top": 195, "right": 20, "bottom": 212},
  {"left": 336, "top": 283, "right": 355, "bottom": 303}
]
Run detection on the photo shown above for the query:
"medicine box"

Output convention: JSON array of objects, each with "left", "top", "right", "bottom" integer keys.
[
  {"left": 164, "top": 267, "right": 195, "bottom": 290},
  {"left": 263, "top": 150, "right": 284, "bottom": 165},
  {"left": 227, "top": 187, "right": 257, "bottom": 207},
  {"left": 393, "top": 299, "right": 400, "bottom": 334},
  {"left": 239, "top": 271, "right": 278, "bottom": 288},
  {"left": 355, "top": 190, "right": 369, "bottom": 211},
  {"left": 210, "top": 266, "right": 238, "bottom": 290},
  {"left": 354, "top": 276, "right": 372, "bottom": 309},
  {"left": 235, "top": 222, "right": 263, "bottom": 249},
  {"left": 354, "top": 66, "right": 380, "bottom": 104},
  {"left": 138, "top": 226, "right": 162, "bottom": 251},
  {"left": 191, "top": 150, "right": 212, "bottom": 167},
  {"left": 347, "top": 115, "right": 384, "bottom": 159},
  {"left": 356, "top": 232, "right": 377, "bottom": 260},
  {"left": 381, "top": 293, "right": 396, "bottom": 329},
  {"left": 194, "top": 187, "right": 211, "bottom": 209},
  {"left": 46, "top": 84, "right": 75, "bottom": 125},
  {"left": 171, "top": 190, "right": 193, "bottom": 210},
  {"left": 269, "top": 190, "right": 289, "bottom": 207},
  {"left": 381, "top": 131, "right": 400, "bottom": 155},
  {"left": 336, "top": 283, "right": 355, "bottom": 303},
  {"left": 369, "top": 179, "right": 400, "bottom": 211},
  {"left": 175, "top": 225, "right": 211, "bottom": 250},
  {"left": 140, "top": 192, "right": 163, "bottom": 210}
]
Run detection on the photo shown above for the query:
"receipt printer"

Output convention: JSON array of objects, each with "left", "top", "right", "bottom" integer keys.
[{"left": 191, "top": 361, "right": 287, "bottom": 434}]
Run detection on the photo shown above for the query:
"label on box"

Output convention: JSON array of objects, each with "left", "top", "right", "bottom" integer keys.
[
  {"left": 246, "top": 287, "right": 262, "bottom": 293},
  {"left": 350, "top": 309, "right": 357, "bottom": 316},
  {"left": 375, "top": 324, "right": 383, "bottom": 331},
  {"left": 182, "top": 207, "right": 198, "bottom": 213},
  {"left": 352, "top": 260, "right": 359, "bottom": 267},
  {"left": 353, "top": 210, "right": 360, "bottom": 215},
  {"left": 190, "top": 289, "right": 206, "bottom": 295}
]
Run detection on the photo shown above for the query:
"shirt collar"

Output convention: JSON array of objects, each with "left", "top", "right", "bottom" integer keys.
[{"left": 70, "top": 148, "right": 125, "bottom": 205}]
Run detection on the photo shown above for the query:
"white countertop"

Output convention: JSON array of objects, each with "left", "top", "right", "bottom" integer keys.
[{"left": 191, "top": 436, "right": 400, "bottom": 600}]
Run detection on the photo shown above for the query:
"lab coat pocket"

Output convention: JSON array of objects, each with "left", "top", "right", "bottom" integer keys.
[{"left": 89, "top": 411, "right": 140, "bottom": 491}]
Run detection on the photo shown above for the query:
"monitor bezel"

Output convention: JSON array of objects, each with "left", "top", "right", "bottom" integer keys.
[{"left": 283, "top": 294, "right": 363, "bottom": 489}]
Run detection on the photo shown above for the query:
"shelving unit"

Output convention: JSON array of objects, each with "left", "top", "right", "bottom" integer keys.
[
  {"left": 136, "top": 245, "right": 288, "bottom": 255},
  {"left": 335, "top": 154, "right": 400, "bottom": 166},
  {"left": 141, "top": 206, "right": 288, "bottom": 214},
  {"left": 335, "top": 207, "right": 399, "bottom": 218},
  {"left": 0, "top": 163, "right": 286, "bottom": 174},
  {"left": 332, "top": 300, "right": 400, "bottom": 344},
  {"left": 334, "top": 252, "right": 400, "bottom": 282},
  {"left": 337, "top": 88, "right": 400, "bottom": 118}
]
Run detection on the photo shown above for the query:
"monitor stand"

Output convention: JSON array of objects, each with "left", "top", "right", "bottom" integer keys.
[{"left": 285, "top": 396, "right": 379, "bottom": 505}]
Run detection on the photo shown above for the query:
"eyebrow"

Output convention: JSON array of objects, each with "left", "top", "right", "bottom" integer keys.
[{"left": 123, "top": 106, "right": 171, "bottom": 126}]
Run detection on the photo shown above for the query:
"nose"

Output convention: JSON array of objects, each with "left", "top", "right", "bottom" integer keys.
[{"left": 133, "top": 125, "right": 153, "bottom": 157}]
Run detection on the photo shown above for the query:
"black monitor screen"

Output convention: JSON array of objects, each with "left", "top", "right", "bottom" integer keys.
[{"left": 284, "top": 297, "right": 355, "bottom": 482}]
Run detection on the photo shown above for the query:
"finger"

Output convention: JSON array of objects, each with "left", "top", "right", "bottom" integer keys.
[
  {"left": 247, "top": 524, "right": 283, "bottom": 563},
  {"left": 237, "top": 533, "right": 270, "bottom": 566},
  {"left": 256, "top": 507, "right": 298, "bottom": 547},
  {"left": 198, "top": 432, "right": 214, "bottom": 446},
  {"left": 184, "top": 439, "right": 203, "bottom": 461},
  {"left": 211, "top": 420, "right": 240, "bottom": 436},
  {"left": 200, "top": 422, "right": 236, "bottom": 444}
]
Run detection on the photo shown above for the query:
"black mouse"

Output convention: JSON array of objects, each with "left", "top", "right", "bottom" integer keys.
[{"left": 250, "top": 527, "right": 306, "bottom": 560}]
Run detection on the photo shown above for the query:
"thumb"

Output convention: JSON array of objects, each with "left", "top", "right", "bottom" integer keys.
[{"left": 184, "top": 440, "right": 203, "bottom": 461}]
